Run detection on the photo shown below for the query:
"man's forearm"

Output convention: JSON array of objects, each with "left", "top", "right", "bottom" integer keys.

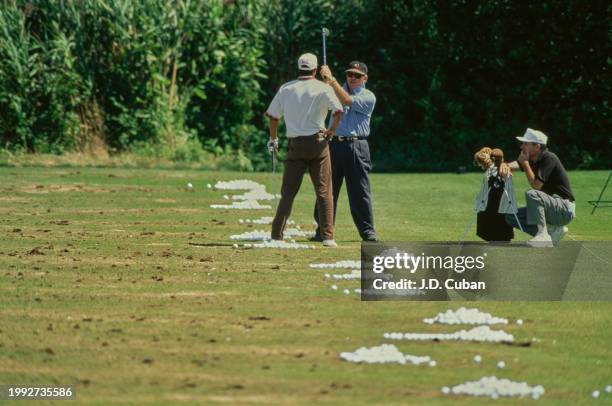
[
  {"left": 515, "top": 160, "right": 538, "bottom": 187},
  {"left": 327, "top": 80, "right": 352, "bottom": 106},
  {"left": 330, "top": 113, "right": 342, "bottom": 130},
  {"left": 268, "top": 118, "right": 279, "bottom": 140}
]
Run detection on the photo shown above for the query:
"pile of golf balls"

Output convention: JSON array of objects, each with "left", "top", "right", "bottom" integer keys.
[
  {"left": 214, "top": 180, "right": 266, "bottom": 190},
  {"left": 340, "top": 344, "right": 433, "bottom": 366},
  {"left": 423, "top": 307, "right": 509, "bottom": 325},
  {"left": 383, "top": 325, "right": 514, "bottom": 343},
  {"left": 442, "top": 376, "right": 545, "bottom": 399},
  {"left": 210, "top": 200, "right": 271, "bottom": 210},
  {"left": 309, "top": 260, "right": 361, "bottom": 269},
  {"left": 229, "top": 228, "right": 309, "bottom": 241},
  {"left": 239, "top": 217, "right": 296, "bottom": 225},
  {"left": 249, "top": 240, "right": 313, "bottom": 249},
  {"left": 232, "top": 189, "right": 276, "bottom": 201}
]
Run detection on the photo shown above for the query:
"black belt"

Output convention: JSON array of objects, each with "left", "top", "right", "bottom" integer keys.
[{"left": 332, "top": 136, "right": 368, "bottom": 142}]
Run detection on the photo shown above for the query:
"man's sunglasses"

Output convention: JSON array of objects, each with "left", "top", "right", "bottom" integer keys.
[{"left": 346, "top": 72, "right": 364, "bottom": 79}]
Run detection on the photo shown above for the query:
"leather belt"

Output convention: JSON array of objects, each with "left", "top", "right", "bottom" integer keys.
[{"left": 333, "top": 136, "right": 368, "bottom": 142}]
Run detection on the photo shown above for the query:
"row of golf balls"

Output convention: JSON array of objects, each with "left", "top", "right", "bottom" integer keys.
[
  {"left": 384, "top": 325, "right": 515, "bottom": 343},
  {"left": 239, "top": 217, "right": 295, "bottom": 225},
  {"left": 310, "top": 260, "right": 361, "bottom": 269},
  {"left": 441, "top": 376, "right": 545, "bottom": 399}
]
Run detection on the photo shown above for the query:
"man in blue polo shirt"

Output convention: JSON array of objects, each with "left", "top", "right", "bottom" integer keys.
[{"left": 312, "top": 61, "right": 378, "bottom": 241}]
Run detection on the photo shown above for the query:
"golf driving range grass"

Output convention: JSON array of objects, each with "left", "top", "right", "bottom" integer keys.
[{"left": 1, "top": 167, "right": 611, "bottom": 405}]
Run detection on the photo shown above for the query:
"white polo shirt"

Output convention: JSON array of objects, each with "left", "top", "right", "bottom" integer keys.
[{"left": 266, "top": 77, "right": 343, "bottom": 138}]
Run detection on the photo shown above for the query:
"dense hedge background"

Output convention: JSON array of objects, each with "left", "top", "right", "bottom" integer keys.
[{"left": 0, "top": 0, "right": 610, "bottom": 171}]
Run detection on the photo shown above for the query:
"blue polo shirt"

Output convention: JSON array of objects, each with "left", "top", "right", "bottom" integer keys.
[{"left": 333, "top": 84, "right": 376, "bottom": 138}]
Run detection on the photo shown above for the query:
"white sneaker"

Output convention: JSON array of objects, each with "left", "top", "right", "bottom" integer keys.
[
  {"left": 322, "top": 239, "right": 338, "bottom": 248},
  {"left": 527, "top": 232, "right": 553, "bottom": 248},
  {"left": 548, "top": 226, "right": 568, "bottom": 247}
]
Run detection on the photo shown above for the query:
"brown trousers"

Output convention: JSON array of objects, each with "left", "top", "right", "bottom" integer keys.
[{"left": 272, "top": 134, "right": 334, "bottom": 240}]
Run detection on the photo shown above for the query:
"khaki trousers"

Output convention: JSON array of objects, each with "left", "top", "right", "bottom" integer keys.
[{"left": 272, "top": 134, "right": 334, "bottom": 240}]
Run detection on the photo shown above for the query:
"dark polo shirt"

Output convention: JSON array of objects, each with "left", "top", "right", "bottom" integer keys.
[{"left": 529, "top": 149, "right": 575, "bottom": 201}]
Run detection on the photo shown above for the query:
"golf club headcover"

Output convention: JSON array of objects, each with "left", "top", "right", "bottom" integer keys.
[
  {"left": 474, "top": 147, "right": 493, "bottom": 170},
  {"left": 474, "top": 147, "right": 505, "bottom": 170}
]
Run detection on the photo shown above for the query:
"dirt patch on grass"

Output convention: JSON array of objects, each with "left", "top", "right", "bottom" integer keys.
[
  {"left": 0, "top": 196, "right": 30, "bottom": 202},
  {"left": 20, "top": 184, "right": 110, "bottom": 194}
]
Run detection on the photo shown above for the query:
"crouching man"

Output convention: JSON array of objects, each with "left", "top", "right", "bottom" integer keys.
[{"left": 499, "top": 128, "right": 576, "bottom": 247}]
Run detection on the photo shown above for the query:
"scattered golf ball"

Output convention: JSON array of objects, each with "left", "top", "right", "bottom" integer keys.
[
  {"left": 592, "top": 390, "right": 600, "bottom": 398},
  {"left": 232, "top": 244, "right": 238, "bottom": 248},
  {"left": 429, "top": 360, "right": 437, "bottom": 367},
  {"left": 516, "top": 319, "right": 524, "bottom": 325},
  {"left": 441, "top": 387, "right": 450, "bottom": 394},
  {"left": 223, "top": 194, "right": 229, "bottom": 200},
  {"left": 331, "top": 285, "right": 338, "bottom": 290},
  {"left": 497, "top": 361, "right": 505, "bottom": 369},
  {"left": 343, "top": 289, "right": 350, "bottom": 295},
  {"left": 605, "top": 385, "right": 612, "bottom": 393},
  {"left": 206, "top": 183, "right": 212, "bottom": 188},
  {"left": 187, "top": 182, "right": 193, "bottom": 189},
  {"left": 474, "top": 355, "right": 482, "bottom": 363}
]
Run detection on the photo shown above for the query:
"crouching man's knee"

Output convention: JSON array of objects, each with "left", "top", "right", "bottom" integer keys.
[{"left": 525, "top": 189, "right": 544, "bottom": 202}]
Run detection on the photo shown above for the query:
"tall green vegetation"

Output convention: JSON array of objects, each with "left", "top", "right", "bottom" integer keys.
[{"left": 0, "top": 0, "right": 610, "bottom": 170}]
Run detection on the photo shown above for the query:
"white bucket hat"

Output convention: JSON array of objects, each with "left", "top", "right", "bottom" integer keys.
[{"left": 516, "top": 128, "right": 548, "bottom": 145}]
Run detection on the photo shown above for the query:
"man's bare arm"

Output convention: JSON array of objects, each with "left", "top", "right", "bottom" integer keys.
[
  {"left": 267, "top": 116, "right": 279, "bottom": 140},
  {"left": 320, "top": 66, "right": 352, "bottom": 106}
]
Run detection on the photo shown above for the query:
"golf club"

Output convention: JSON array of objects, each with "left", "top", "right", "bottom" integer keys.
[
  {"left": 321, "top": 27, "right": 329, "bottom": 65},
  {"left": 272, "top": 148, "right": 277, "bottom": 174}
]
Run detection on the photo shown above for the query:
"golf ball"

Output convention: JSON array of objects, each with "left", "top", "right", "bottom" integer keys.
[
  {"left": 592, "top": 390, "right": 600, "bottom": 398},
  {"left": 516, "top": 319, "right": 524, "bottom": 325},
  {"left": 474, "top": 355, "right": 482, "bottom": 363},
  {"left": 206, "top": 183, "right": 212, "bottom": 188},
  {"left": 441, "top": 386, "right": 450, "bottom": 394},
  {"left": 497, "top": 361, "right": 505, "bottom": 369},
  {"left": 331, "top": 285, "right": 338, "bottom": 290},
  {"left": 343, "top": 289, "right": 350, "bottom": 295},
  {"left": 605, "top": 385, "right": 612, "bottom": 393},
  {"left": 429, "top": 360, "right": 437, "bottom": 367}
]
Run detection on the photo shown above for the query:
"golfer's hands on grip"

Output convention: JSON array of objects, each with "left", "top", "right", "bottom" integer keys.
[
  {"left": 499, "top": 162, "right": 511, "bottom": 178},
  {"left": 267, "top": 137, "right": 278, "bottom": 154},
  {"left": 320, "top": 65, "right": 333, "bottom": 83}
]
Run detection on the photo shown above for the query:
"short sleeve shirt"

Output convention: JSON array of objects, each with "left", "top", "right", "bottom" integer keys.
[
  {"left": 266, "top": 78, "right": 343, "bottom": 137},
  {"left": 531, "top": 150, "right": 575, "bottom": 201}
]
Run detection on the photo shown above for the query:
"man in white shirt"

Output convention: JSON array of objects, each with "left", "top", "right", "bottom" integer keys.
[{"left": 265, "top": 53, "right": 343, "bottom": 247}]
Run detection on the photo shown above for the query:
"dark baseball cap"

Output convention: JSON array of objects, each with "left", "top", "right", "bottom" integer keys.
[{"left": 345, "top": 61, "right": 368, "bottom": 75}]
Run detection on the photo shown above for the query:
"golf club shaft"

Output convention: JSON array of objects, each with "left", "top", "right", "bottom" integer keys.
[{"left": 322, "top": 28, "right": 327, "bottom": 65}]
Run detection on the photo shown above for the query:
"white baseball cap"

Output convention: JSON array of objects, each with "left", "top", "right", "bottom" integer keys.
[
  {"left": 516, "top": 128, "right": 548, "bottom": 145},
  {"left": 297, "top": 53, "right": 317, "bottom": 70}
]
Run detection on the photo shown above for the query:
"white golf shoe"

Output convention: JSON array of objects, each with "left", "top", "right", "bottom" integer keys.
[
  {"left": 322, "top": 239, "right": 338, "bottom": 248},
  {"left": 527, "top": 232, "right": 553, "bottom": 248},
  {"left": 548, "top": 225, "right": 568, "bottom": 247}
]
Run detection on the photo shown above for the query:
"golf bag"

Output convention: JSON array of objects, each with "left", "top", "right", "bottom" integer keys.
[{"left": 474, "top": 167, "right": 517, "bottom": 242}]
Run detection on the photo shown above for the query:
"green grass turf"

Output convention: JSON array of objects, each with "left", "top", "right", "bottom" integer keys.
[{"left": 0, "top": 167, "right": 611, "bottom": 405}]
